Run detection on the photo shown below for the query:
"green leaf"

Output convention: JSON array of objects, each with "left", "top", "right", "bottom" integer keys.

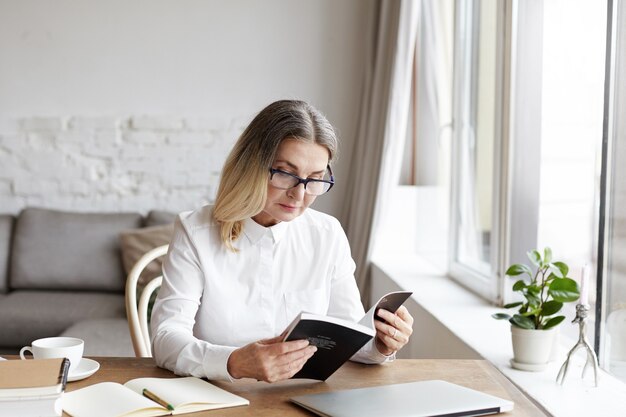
[
  {"left": 503, "top": 302, "right": 523, "bottom": 309},
  {"left": 526, "top": 285, "right": 540, "bottom": 295},
  {"left": 524, "top": 291, "right": 541, "bottom": 306},
  {"left": 511, "top": 314, "right": 536, "bottom": 329},
  {"left": 492, "top": 313, "right": 511, "bottom": 320},
  {"left": 547, "top": 263, "right": 564, "bottom": 278},
  {"left": 544, "top": 247, "right": 552, "bottom": 264},
  {"left": 549, "top": 277, "right": 580, "bottom": 302},
  {"left": 512, "top": 280, "right": 526, "bottom": 292},
  {"left": 553, "top": 261, "right": 569, "bottom": 278},
  {"left": 524, "top": 307, "right": 541, "bottom": 317},
  {"left": 527, "top": 250, "right": 542, "bottom": 267},
  {"left": 506, "top": 264, "right": 533, "bottom": 277},
  {"left": 543, "top": 316, "right": 565, "bottom": 329},
  {"left": 540, "top": 300, "right": 563, "bottom": 316}
]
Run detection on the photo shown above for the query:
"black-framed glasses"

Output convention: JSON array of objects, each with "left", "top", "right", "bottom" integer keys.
[{"left": 268, "top": 165, "right": 335, "bottom": 195}]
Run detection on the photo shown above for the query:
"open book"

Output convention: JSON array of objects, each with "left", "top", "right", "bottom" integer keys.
[
  {"left": 283, "top": 291, "right": 412, "bottom": 380},
  {"left": 62, "top": 377, "right": 249, "bottom": 417}
]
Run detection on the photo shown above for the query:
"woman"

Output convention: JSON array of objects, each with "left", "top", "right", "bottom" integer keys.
[{"left": 151, "top": 100, "right": 413, "bottom": 382}]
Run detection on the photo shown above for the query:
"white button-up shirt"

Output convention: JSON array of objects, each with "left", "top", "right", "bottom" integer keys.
[{"left": 151, "top": 205, "right": 390, "bottom": 381}]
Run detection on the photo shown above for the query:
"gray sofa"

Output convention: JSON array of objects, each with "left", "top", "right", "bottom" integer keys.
[{"left": 0, "top": 207, "right": 175, "bottom": 356}]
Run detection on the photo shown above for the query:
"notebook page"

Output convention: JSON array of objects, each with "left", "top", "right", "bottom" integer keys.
[
  {"left": 124, "top": 377, "right": 248, "bottom": 411},
  {"left": 63, "top": 382, "right": 168, "bottom": 417}
]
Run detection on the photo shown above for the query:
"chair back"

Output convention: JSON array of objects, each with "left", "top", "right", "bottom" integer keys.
[{"left": 125, "top": 244, "right": 168, "bottom": 357}]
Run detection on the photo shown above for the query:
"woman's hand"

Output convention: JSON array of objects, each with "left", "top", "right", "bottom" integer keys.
[
  {"left": 226, "top": 334, "right": 317, "bottom": 382},
  {"left": 374, "top": 306, "right": 414, "bottom": 356}
]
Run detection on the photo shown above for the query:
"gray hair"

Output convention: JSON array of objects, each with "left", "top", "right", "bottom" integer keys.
[{"left": 213, "top": 100, "right": 338, "bottom": 250}]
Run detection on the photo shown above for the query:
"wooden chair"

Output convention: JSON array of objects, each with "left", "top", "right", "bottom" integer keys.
[{"left": 125, "top": 244, "right": 168, "bottom": 357}]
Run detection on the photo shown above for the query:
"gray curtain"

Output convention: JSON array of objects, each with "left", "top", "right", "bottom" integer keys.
[{"left": 343, "top": 0, "right": 419, "bottom": 307}]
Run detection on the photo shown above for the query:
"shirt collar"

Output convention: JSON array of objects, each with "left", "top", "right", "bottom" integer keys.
[{"left": 243, "top": 217, "right": 289, "bottom": 245}]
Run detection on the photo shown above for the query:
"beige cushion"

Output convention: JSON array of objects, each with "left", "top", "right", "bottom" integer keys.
[{"left": 119, "top": 224, "right": 174, "bottom": 288}]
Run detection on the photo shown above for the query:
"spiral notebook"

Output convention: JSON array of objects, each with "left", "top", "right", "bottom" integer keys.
[{"left": 291, "top": 379, "right": 514, "bottom": 417}]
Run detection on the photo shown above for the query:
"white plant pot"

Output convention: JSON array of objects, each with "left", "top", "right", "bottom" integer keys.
[{"left": 510, "top": 325, "right": 557, "bottom": 371}]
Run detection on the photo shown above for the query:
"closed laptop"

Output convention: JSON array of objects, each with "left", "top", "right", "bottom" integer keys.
[{"left": 291, "top": 379, "right": 514, "bottom": 417}]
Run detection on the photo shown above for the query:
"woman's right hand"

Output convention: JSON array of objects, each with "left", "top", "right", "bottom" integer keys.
[{"left": 226, "top": 335, "right": 317, "bottom": 382}]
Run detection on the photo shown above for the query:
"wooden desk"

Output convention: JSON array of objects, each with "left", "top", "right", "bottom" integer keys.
[{"left": 59, "top": 357, "right": 548, "bottom": 416}]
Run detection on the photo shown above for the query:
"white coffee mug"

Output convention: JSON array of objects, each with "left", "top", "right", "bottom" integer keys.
[{"left": 19, "top": 337, "right": 84, "bottom": 373}]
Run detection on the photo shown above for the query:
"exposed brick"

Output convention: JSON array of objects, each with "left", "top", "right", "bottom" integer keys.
[
  {"left": 14, "top": 178, "right": 59, "bottom": 196},
  {"left": 167, "top": 132, "right": 213, "bottom": 146},
  {"left": 19, "top": 117, "right": 64, "bottom": 131},
  {"left": 26, "top": 132, "right": 56, "bottom": 149},
  {"left": 68, "top": 117, "right": 119, "bottom": 131},
  {"left": 0, "top": 133, "right": 29, "bottom": 153},
  {"left": 94, "top": 131, "right": 121, "bottom": 146},
  {"left": 123, "top": 131, "right": 164, "bottom": 145},
  {"left": 183, "top": 117, "right": 227, "bottom": 131},
  {"left": 130, "top": 116, "right": 183, "bottom": 131},
  {"left": 1, "top": 113, "right": 236, "bottom": 214},
  {"left": 58, "top": 179, "right": 91, "bottom": 197},
  {"left": 82, "top": 144, "right": 120, "bottom": 159},
  {"left": 57, "top": 131, "right": 93, "bottom": 144}
]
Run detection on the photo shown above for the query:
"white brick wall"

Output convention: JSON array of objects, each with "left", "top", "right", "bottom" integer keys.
[{"left": 0, "top": 115, "right": 245, "bottom": 214}]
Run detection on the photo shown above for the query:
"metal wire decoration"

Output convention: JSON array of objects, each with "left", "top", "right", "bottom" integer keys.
[{"left": 556, "top": 303, "right": 599, "bottom": 386}]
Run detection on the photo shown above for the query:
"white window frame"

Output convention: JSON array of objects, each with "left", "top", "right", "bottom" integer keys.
[{"left": 449, "top": 0, "right": 544, "bottom": 305}]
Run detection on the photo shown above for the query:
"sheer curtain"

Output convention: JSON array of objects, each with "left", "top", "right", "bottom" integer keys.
[{"left": 343, "top": 0, "right": 419, "bottom": 307}]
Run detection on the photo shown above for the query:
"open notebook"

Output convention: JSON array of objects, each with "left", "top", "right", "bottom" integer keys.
[
  {"left": 291, "top": 379, "right": 514, "bottom": 417},
  {"left": 62, "top": 377, "right": 248, "bottom": 417}
]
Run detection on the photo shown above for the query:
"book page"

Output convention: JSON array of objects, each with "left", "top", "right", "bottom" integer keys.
[
  {"left": 124, "top": 377, "right": 249, "bottom": 414},
  {"left": 358, "top": 291, "right": 413, "bottom": 329},
  {"left": 63, "top": 382, "right": 168, "bottom": 417}
]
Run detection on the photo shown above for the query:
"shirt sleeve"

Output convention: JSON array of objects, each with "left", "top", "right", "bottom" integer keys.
[
  {"left": 150, "top": 217, "right": 237, "bottom": 381},
  {"left": 324, "top": 219, "right": 394, "bottom": 365}
]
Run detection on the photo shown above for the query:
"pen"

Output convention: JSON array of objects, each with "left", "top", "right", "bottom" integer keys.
[{"left": 142, "top": 388, "right": 175, "bottom": 411}]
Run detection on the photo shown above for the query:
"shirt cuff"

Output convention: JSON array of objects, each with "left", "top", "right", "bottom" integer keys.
[
  {"left": 202, "top": 345, "right": 238, "bottom": 381},
  {"left": 351, "top": 338, "right": 396, "bottom": 364}
]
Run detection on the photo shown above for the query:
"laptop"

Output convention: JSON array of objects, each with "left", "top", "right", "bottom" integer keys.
[{"left": 290, "top": 380, "right": 514, "bottom": 417}]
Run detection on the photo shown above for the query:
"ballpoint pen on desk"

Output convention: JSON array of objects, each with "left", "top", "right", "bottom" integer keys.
[{"left": 143, "top": 388, "right": 175, "bottom": 411}]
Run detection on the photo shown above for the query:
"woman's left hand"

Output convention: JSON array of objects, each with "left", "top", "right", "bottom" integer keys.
[{"left": 374, "top": 306, "right": 414, "bottom": 356}]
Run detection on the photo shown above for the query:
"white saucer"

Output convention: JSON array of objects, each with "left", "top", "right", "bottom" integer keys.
[
  {"left": 68, "top": 358, "right": 100, "bottom": 382},
  {"left": 510, "top": 358, "right": 547, "bottom": 372}
]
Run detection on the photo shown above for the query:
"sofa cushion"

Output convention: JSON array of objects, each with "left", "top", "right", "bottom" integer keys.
[
  {"left": 0, "top": 215, "right": 14, "bottom": 294},
  {"left": 10, "top": 207, "right": 142, "bottom": 291},
  {"left": 145, "top": 210, "right": 177, "bottom": 227},
  {"left": 60, "top": 318, "right": 135, "bottom": 357},
  {"left": 119, "top": 223, "right": 174, "bottom": 288},
  {"left": 0, "top": 290, "right": 125, "bottom": 347}
]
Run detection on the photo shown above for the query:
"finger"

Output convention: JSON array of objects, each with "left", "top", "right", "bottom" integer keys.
[
  {"left": 378, "top": 308, "right": 413, "bottom": 338},
  {"left": 374, "top": 316, "right": 399, "bottom": 339},
  {"left": 261, "top": 337, "right": 309, "bottom": 356},
  {"left": 396, "top": 306, "right": 414, "bottom": 326},
  {"left": 374, "top": 320, "right": 407, "bottom": 349},
  {"left": 259, "top": 334, "right": 286, "bottom": 345},
  {"left": 271, "top": 339, "right": 311, "bottom": 355},
  {"left": 277, "top": 347, "right": 317, "bottom": 379},
  {"left": 376, "top": 308, "right": 395, "bottom": 323}
]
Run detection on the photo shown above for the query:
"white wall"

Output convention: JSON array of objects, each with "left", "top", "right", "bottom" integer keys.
[{"left": 0, "top": 0, "right": 373, "bottom": 217}]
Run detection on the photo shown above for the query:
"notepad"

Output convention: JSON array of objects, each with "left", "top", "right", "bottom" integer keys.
[
  {"left": 291, "top": 380, "right": 514, "bottom": 417},
  {"left": 62, "top": 377, "right": 249, "bottom": 417}
]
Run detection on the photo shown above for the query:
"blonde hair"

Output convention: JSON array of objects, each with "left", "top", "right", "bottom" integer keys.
[{"left": 213, "top": 100, "right": 337, "bottom": 251}]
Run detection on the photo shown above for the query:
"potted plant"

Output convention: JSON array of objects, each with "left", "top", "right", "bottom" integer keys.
[{"left": 493, "top": 247, "right": 580, "bottom": 371}]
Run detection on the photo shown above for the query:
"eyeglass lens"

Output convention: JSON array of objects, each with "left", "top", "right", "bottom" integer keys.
[{"left": 270, "top": 170, "right": 332, "bottom": 195}]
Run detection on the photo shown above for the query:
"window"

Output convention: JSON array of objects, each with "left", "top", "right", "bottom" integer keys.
[
  {"left": 449, "top": 0, "right": 503, "bottom": 300},
  {"left": 401, "top": 0, "right": 624, "bottom": 382},
  {"left": 601, "top": 0, "right": 626, "bottom": 382}
]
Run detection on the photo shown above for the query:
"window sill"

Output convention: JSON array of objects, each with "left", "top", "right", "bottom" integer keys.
[{"left": 371, "top": 255, "right": 626, "bottom": 417}]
